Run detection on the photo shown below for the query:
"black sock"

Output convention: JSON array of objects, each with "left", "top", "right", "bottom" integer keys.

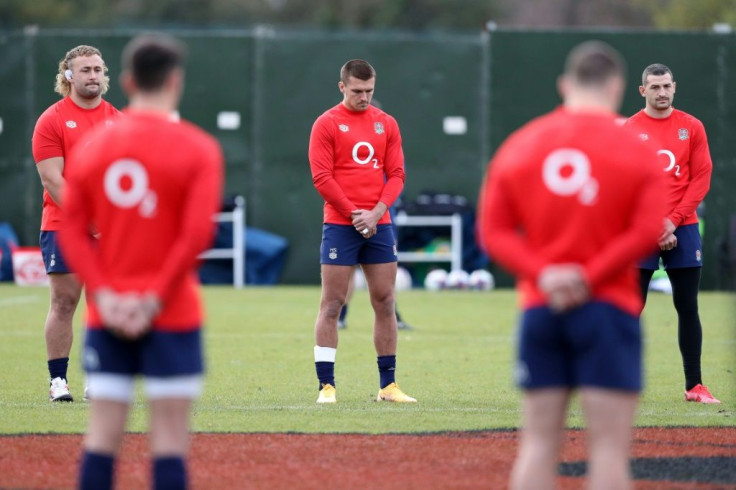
[
  {"left": 315, "top": 361, "right": 335, "bottom": 389},
  {"left": 339, "top": 304, "right": 348, "bottom": 323},
  {"left": 395, "top": 307, "right": 403, "bottom": 323},
  {"left": 154, "top": 456, "right": 187, "bottom": 490},
  {"left": 79, "top": 451, "right": 114, "bottom": 490},
  {"left": 377, "top": 355, "right": 396, "bottom": 389},
  {"left": 639, "top": 269, "right": 655, "bottom": 304},
  {"left": 48, "top": 357, "right": 69, "bottom": 381}
]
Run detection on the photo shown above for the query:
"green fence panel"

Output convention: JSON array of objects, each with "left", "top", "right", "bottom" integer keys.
[
  {"left": 0, "top": 32, "right": 40, "bottom": 244},
  {"left": 252, "top": 30, "right": 485, "bottom": 284},
  {"left": 0, "top": 27, "right": 732, "bottom": 289}
]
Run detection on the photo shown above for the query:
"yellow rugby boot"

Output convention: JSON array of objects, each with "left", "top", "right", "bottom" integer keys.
[
  {"left": 376, "top": 382, "right": 417, "bottom": 403},
  {"left": 317, "top": 383, "right": 337, "bottom": 404}
]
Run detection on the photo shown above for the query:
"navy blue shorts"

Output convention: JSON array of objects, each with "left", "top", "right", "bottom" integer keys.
[
  {"left": 640, "top": 223, "right": 703, "bottom": 270},
  {"left": 83, "top": 328, "right": 204, "bottom": 377},
  {"left": 320, "top": 224, "right": 397, "bottom": 265},
  {"left": 39, "top": 231, "right": 71, "bottom": 274},
  {"left": 515, "top": 302, "right": 642, "bottom": 392}
]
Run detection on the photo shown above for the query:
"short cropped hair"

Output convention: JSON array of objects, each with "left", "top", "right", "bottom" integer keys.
[
  {"left": 564, "top": 41, "right": 626, "bottom": 87},
  {"left": 122, "top": 34, "right": 187, "bottom": 92},
  {"left": 340, "top": 59, "right": 376, "bottom": 84},
  {"left": 641, "top": 63, "right": 674, "bottom": 86},
  {"left": 55, "top": 45, "right": 110, "bottom": 97}
]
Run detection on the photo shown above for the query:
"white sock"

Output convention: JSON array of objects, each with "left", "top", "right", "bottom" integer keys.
[{"left": 314, "top": 345, "right": 337, "bottom": 363}]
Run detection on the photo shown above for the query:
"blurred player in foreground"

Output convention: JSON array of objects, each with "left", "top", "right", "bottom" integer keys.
[
  {"left": 626, "top": 63, "right": 719, "bottom": 404},
  {"left": 60, "top": 34, "right": 223, "bottom": 489},
  {"left": 477, "top": 41, "right": 665, "bottom": 489},
  {"left": 32, "top": 44, "right": 120, "bottom": 402},
  {"left": 309, "top": 59, "right": 416, "bottom": 404}
]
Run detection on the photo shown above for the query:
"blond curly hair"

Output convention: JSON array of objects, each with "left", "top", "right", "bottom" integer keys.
[{"left": 54, "top": 45, "right": 110, "bottom": 97}]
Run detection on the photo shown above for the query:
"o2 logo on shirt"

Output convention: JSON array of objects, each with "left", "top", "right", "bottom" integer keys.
[
  {"left": 657, "top": 149, "right": 681, "bottom": 176},
  {"left": 542, "top": 148, "right": 598, "bottom": 206},
  {"left": 104, "top": 159, "right": 158, "bottom": 218},
  {"left": 352, "top": 141, "right": 381, "bottom": 169}
]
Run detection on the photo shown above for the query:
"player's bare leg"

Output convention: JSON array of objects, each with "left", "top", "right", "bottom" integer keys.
[
  {"left": 314, "top": 264, "right": 353, "bottom": 403},
  {"left": 84, "top": 399, "right": 129, "bottom": 454},
  {"left": 149, "top": 398, "right": 193, "bottom": 487},
  {"left": 362, "top": 262, "right": 398, "bottom": 355},
  {"left": 510, "top": 388, "right": 569, "bottom": 490},
  {"left": 363, "top": 262, "right": 416, "bottom": 402},
  {"left": 79, "top": 398, "right": 129, "bottom": 488},
  {"left": 315, "top": 264, "right": 353, "bottom": 348},
  {"left": 581, "top": 388, "right": 638, "bottom": 490},
  {"left": 45, "top": 273, "right": 82, "bottom": 359},
  {"left": 79, "top": 399, "right": 128, "bottom": 489},
  {"left": 45, "top": 273, "right": 82, "bottom": 401},
  {"left": 337, "top": 266, "right": 358, "bottom": 329},
  {"left": 150, "top": 397, "right": 192, "bottom": 455}
]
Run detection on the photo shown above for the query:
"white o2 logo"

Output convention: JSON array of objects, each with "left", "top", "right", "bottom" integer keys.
[
  {"left": 542, "top": 148, "right": 598, "bottom": 206},
  {"left": 658, "top": 149, "right": 681, "bottom": 176},
  {"left": 104, "top": 159, "right": 157, "bottom": 217},
  {"left": 352, "top": 141, "right": 380, "bottom": 169}
]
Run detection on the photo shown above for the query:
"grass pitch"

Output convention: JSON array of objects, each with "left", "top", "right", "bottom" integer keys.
[{"left": 0, "top": 284, "right": 733, "bottom": 434}]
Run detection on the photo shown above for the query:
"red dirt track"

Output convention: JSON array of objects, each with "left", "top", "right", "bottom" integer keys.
[{"left": 1, "top": 427, "right": 734, "bottom": 489}]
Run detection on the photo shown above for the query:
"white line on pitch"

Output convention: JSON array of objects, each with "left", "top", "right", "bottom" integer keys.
[{"left": 0, "top": 295, "right": 40, "bottom": 307}]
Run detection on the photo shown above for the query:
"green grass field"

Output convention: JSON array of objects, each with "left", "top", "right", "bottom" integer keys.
[{"left": 0, "top": 284, "right": 733, "bottom": 434}]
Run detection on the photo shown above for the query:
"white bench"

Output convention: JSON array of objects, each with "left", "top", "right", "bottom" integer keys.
[{"left": 393, "top": 211, "right": 463, "bottom": 271}]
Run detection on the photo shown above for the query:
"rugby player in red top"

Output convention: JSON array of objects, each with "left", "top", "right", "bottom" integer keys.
[
  {"left": 308, "top": 59, "right": 416, "bottom": 404},
  {"left": 477, "top": 41, "right": 666, "bottom": 489},
  {"left": 32, "top": 45, "right": 121, "bottom": 402},
  {"left": 626, "top": 63, "right": 719, "bottom": 404},
  {"left": 59, "top": 34, "right": 223, "bottom": 490}
]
